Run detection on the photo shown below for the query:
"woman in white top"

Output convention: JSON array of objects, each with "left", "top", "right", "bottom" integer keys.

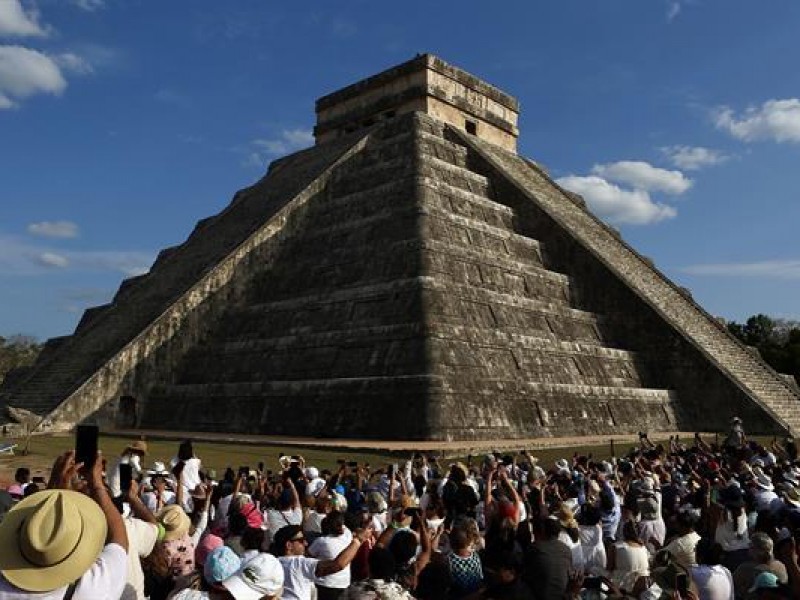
[
  {"left": 171, "top": 440, "right": 202, "bottom": 512},
  {"left": 308, "top": 511, "right": 354, "bottom": 599},
  {"left": 577, "top": 503, "right": 607, "bottom": 576},
  {"left": 713, "top": 487, "right": 751, "bottom": 573},
  {"left": 608, "top": 520, "right": 650, "bottom": 593},
  {"left": 556, "top": 502, "right": 585, "bottom": 571}
]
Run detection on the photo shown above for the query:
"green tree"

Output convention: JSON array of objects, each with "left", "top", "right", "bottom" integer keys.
[
  {"left": 728, "top": 315, "right": 800, "bottom": 386},
  {"left": 0, "top": 335, "right": 42, "bottom": 385}
]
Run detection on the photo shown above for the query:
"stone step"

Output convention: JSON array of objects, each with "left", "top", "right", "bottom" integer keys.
[
  {"left": 249, "top": 232, "right": 571, "bottom": 309},
  {"left": 147, "top": 376, "right": 674, "bottom": 404},
  {"left": 415, "top": 130, "right": 469, "bottom": 168},
  {"left": 239, "top": 275, "right": 603, "bottom": 329},
  {"left": 419, "top": 155, "right": 491, "bottom": 197},
  {"left": 330, "top": 157, "right": 414, "bottom": 197},
  {"left": 419, "top": 238, "right": 567, "bottom": 284}
]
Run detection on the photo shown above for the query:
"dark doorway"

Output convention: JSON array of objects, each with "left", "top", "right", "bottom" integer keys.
[{"left": 116, "top": 396, "right": 138, "bottom": 429}]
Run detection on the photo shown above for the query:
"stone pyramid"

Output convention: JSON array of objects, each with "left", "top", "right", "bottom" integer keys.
[{"left": 3, "top": 54, "right": 799, "bottom": 440}]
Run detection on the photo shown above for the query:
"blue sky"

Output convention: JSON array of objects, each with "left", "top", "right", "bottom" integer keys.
[{"left": 1, "top": 0, "right": 799, "bottom": 340}]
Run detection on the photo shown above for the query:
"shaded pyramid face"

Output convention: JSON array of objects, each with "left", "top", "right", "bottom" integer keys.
[{"left": 3, "top": 59, "right": 799, "bottom": 441}]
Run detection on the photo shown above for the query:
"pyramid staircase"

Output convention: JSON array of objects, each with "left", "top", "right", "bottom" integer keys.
[{"left": 451, "top": 129, "right": 800, "bottom": 434}]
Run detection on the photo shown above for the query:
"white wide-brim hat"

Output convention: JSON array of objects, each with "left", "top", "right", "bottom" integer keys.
[{"left": 0, "top": 489, "right": 107, "bottom": 592}]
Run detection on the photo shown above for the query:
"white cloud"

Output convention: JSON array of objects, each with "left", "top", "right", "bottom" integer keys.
[
  {"left": 246, "top": 128, "right": 314, "bottom": 168},
  {"left": 27, "top": 221, "right": 80, "bottom": 239},
  {"left": 72, "top": 0, "right": 105, "bottom": 11},
  {"left": 714, "top": 99, "right": 800, "bottom": 143},
  {"left": 591, "top": 161, "right": 692, "bottom": 195},
  {"left": 0, "top": 234, "right": 153, "bottom": 276},
  {"left": 0, "top": 45, "right": 66, "bottom": 109},
  {"left": 0, "top": 0, "right": 49, "bottom": 37},
  {"left": 680, "top": 259, "right": 800, "bottom": 280},
  {"left": 36, "top": 252, "right": 69, "bottom": 268},
  {"left": 661, "top": 145, "right": 729, "bottom": 170},
  {"left": 54, "top": 52, "right": 93, "bottom": 75},
  {"left": 252, "top": 128, "right": 314, "bottom": 155},
  {"left": 556, "top": 175, "right": 677, "bottom": 225},
  {"left": 666, "top": 2, "right": 681, "bottom": 22}
]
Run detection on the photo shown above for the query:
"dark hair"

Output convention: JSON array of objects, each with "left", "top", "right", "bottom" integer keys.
[
  {"left": 577, "top": 504, "right": 602, "bottom": 526},
  {"left": 389, "top": 530, "right": 418, "bottom": 564},
  {"left": 272, "top": 525, "right": 303, "bottom": 557},
  {"left": 449, "top": 525, "right": 471, "bottom": 551},
  {"left": 677, "top": 509, "right": 700, "bottom": 530},
  {"left": 241, "top": 527, "right": 265, "bottom": 551},
  {"left": 495, "top": 549, "right": 523, "bottom": 572},
  {"left": 322, "top": 511, "right": 345, "bottom": 536},
  {"left": 228, "top": 512, "right": 248, "bottom": 536},
  {"left": 415, "top": 561, "right": 454, "bottom": 599},
  {"left": 367, "top": 547, "right": 396, "bottom": 580},
  {"left": 695, "top": 537, "right": 721, "bottom": 565},
  {"left": 541, "top": 517, "right": 562, "bottom": 539},
  {"left": 178, "top": 440, "right": 194, "bottom": 461},
  {"left": 450, "top": 464, "right": 466, "bottom": 484},
  {"left": 622, "top": 520, "right": 639, "bottom": 543},
  {"left": 14, "top": 468, "right": 30, "bottom": 484}
]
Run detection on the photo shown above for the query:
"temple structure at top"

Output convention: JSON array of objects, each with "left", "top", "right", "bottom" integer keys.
[{"left": 314, "top": 54, "right": 519, "bottom": 152}]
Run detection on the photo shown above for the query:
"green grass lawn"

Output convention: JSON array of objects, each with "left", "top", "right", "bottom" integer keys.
[{"left": 2, "top": 430, "right": 769, "bottom": 483}]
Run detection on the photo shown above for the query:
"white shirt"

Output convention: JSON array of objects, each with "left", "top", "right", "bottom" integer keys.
[
  {"left": 266, "top": 507, "right": 303, "bottom": 544},
  {"left": 610, "top": 542, "right": 649, "bottom": 591},
  {"left": 579, "top": 524, "right": 607, "bottom": 576},
  {"left": 142, "top": 490, "right": 176, "bottom": 514},
  {"left": 171, "top": 457, "right": 202, "bottom": 511},
  {"left": 689, "top": 564, "right": 735, "bottom": 600},
  {"left": 122, "top": 517, "right": 160, "bottom": 600},
  {"left": 279, "top": 555, "right": 319, "bottom": 600},
  {"left": 714, "top": 513, "right": 749, "bottom": 552},
  {"left": 753, "top": 488, "right": 779, "bottom": 512},
  {"left": 108, "top": 454, "right": 142, "bottom": 498},
  {"left": 0, "top": 543, "right": 127, "bottom": 600},
  {"left": 309, "top": 529, "right": 353, "bottom": 589},
  {"left": 664, "top": 531, "right": 702, "bottom": 571},
  {"left": 168, "top": 590, "right": 209, "bottom": 600},
  {"left": 304, "top": 510, "right": 326, "bottom": 534},
  {"left": 369, "top": 513, "right": 388, "bottom": 535},
  {"left": 558, "top": 530, "right": 585, "bottom": 571}
]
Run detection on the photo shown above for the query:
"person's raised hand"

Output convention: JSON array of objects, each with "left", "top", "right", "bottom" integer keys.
[
  {"left": 126, "top": 479, "right": 140, "bottom": 501},
  {"left": 355, "top": 523, "right": 374, "bottom": 543},
  {"left": 566, "top": 569, "right": 584, "bottom": 596},
  {"left": 48, "top": 450, "right": 79, "bottom": 490}
]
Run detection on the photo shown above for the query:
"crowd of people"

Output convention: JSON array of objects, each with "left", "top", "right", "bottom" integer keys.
[{"left": 2, "top": 419, "right": 800, "bottom": 599}]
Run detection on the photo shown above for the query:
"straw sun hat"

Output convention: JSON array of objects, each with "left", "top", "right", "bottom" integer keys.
[
  {"left": 158, "top": 504, "right": 191, "bottom": 541},
  {"left": 0, "top": 489, "right": 107, "bottom": 592}
]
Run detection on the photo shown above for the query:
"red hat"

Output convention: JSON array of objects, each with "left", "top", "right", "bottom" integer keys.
[
  {"left": 239, "top": 502, "right": 263, "bottom": 529},
  {"left": 195, "top": 533, "right": 224, "bottom": 566},
  {"left": 497, "top": 500, "right": 518, "bottom": 520}
]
